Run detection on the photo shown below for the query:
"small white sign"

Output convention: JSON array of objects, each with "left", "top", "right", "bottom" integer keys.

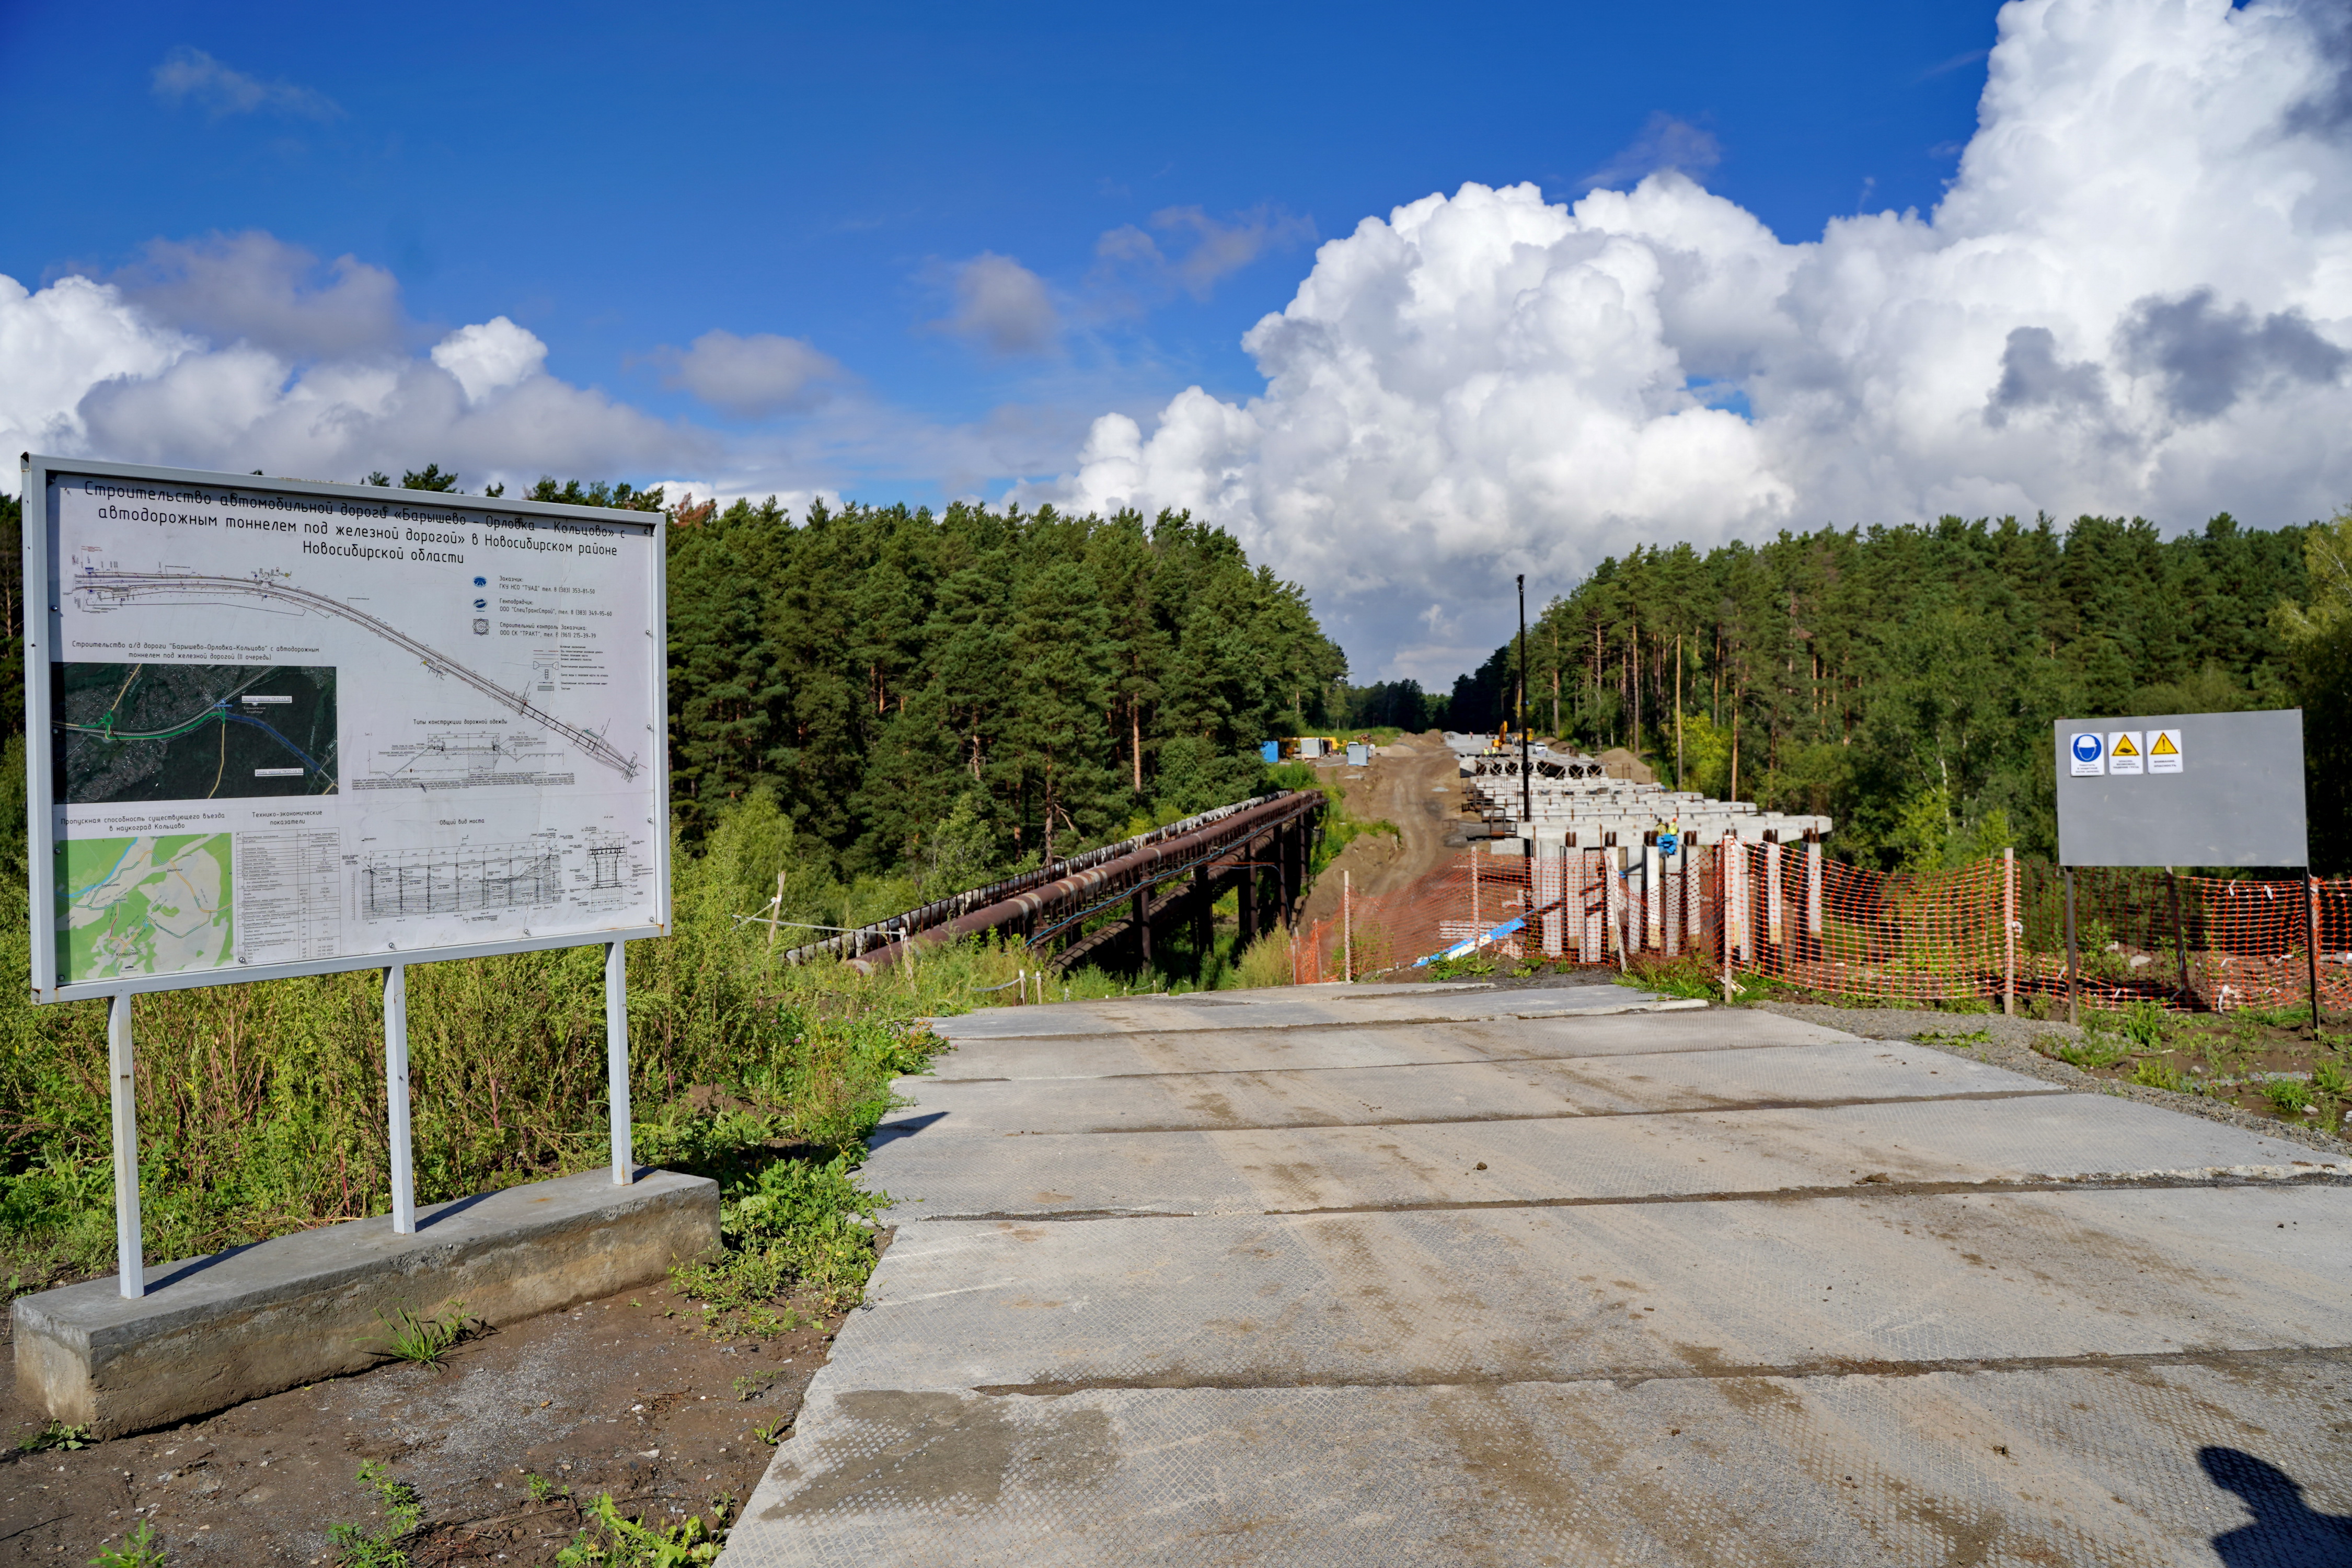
[
  {"left": 2107, "top": 730, "right": 2145, "bottom": 776},
  {"left": 252, "top": 767, "right": 306, "bottom": 778},
  {"left": 2067, "top": 731, "right": 2105, "bottom": 776},
  {"left": 2149, "top": 727, "right": 2184, "bottom": 773}
]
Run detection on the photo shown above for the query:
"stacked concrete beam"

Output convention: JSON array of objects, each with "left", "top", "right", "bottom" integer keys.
[{"left": 1453, "top": 747, "right": 1832, "bottom": 850}]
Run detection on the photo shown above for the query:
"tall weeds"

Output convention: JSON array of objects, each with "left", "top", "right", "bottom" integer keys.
[{"left": 0, "top": 796, "right": 1033, "bottom": 1287}]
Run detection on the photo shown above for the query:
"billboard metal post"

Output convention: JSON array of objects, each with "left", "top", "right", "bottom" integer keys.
[
  {"left": 607, "top": 942, "right": 632, "bottom": 1184},
  {"left": 2307, "top": 874, "right": 2324, "bottom": 1029},
  {"left": 2064, "top": 869, "right": 2081, "bottom": 1028},
  {"left": 108, "top": 993, "right": 143, "bottom": 1300},
  {"left": 385, "top": 964, "right": 414, "bottom": 1233},
  {"left": 2167, "top": 871, "right": 2193, "bottom": 1007}
]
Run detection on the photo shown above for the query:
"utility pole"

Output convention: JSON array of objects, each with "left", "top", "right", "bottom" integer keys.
[{"left": 1517, "top": 574, "right": 1531, "bottom": 825}]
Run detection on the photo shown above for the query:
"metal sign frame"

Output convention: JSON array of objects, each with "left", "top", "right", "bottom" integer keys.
[
  {"left": 22, "top": 454, "right": 672, "bottom": 1300},
  {"left": 22, "top": 455, "right": 672, "bottom": 1002}
]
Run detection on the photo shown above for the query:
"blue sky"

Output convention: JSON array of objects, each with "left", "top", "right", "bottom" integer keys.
[
  {"left": 5, "top": 2, "right": 1993, "bottom": 493},
  {"left": 8, "top": 2, "right": 2347, "bottom": 682}
]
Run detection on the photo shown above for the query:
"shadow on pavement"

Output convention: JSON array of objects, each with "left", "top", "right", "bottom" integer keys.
[{"left": 2202, "top": 1446, "right": 2352, "bottom": 1566}]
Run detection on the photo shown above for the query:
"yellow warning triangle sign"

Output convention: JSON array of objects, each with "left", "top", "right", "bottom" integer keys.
[
  {"left": 2114, "top": 733, "right": 2140, "bottom": 756},
  {"left": 2151, "top": 732, "right": 2179, "bottom": 756}
]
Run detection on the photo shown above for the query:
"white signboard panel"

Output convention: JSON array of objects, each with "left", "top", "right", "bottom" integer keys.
[{"left": 24, "top": 457, "right": 670, "bottom": 1001}]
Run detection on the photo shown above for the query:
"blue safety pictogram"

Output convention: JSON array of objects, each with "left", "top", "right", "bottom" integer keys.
[{"left": 2071, "top": 733, "right": 2103, "bottom": 764}]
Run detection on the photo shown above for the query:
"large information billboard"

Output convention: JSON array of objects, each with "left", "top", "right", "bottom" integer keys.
[
  {"left": 2052, "top": 709, "right": 2305, "bottom": 868},
  {"left": 24, "top": 457, "right": 670, "bottom": 1002}
]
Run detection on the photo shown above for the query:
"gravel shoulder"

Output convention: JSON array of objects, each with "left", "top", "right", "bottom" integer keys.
[{"left": 1757, "top": 1000, "right": 2352, "bottom": 1162}]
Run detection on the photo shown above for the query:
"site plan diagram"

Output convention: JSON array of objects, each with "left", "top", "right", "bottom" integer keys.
[{"left": 29, "top": 462, "right": 667, "bottom": 997}]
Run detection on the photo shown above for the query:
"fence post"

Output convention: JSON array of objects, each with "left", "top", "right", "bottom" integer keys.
[
  {"left": 2064, "top": 867, "right": 2080, "bottom": 1028},
  {"left": 2003, "top": 848, "right": 2016, "bottom": 1018},
  {"left": 1646, "top": 838, "right": 1665, "bottom": 952},
  {"left": 1765, "top": 840, "right": 1783, "bottom": 974},
  {"left": 2308, "top": 871, "right": 2324, "bottom": 1028},
  {"left": 1806, "top": 837, "right": 1823, "bottom": 974},
  {"left": 1720, "top": 835, "right": 1737, "bottom": 1005},
  {"left": 1685, "top": 840, "right": 1700, "bottom": 962}
]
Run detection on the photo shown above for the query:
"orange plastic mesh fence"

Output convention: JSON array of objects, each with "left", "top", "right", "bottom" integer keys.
[{"left": 1284, "top": 841, "right": 2350, "bottom": 1014}]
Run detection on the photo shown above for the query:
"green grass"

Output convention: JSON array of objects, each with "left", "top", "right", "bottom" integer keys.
[
  {"left": 2055, "top": 1036, "right": 2131, "bottom": 1070},
  {"left": 326, "top": 1460, "right": 423, "bottom": 1567},
  {"left": 2262, "top": 1077, "right": 2316, "bottom": 1115},
  {"left": 373, "top": 1302, "right": 469, "bottom": 1372},
  {"left": 0, "top": 798, "right": 984, "bottom": 1298},
  {"left": 556, "top": 1493, "right": 725, "bottom": 1566},
  {"left": 87, "top": 1520, "right": 166, "bottom": 1568}
]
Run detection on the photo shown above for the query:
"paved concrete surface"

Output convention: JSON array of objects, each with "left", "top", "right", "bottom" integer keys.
[
  {"left": 14, "top": 1166, "right": 718, "bottom": 1436},
  {"left": 724, "top": 985, "right": 2352, "bottom": 1566}
]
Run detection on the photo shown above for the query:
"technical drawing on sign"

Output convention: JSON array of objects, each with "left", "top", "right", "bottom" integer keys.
[
  {"left": 353, "top": 728, "right": 578, "bottom": 793},
  {"left": 360, "top": 841, "right": 564, "bottom": 921},
  {"left": 66, "top": 564, "right": 641, "bottom": 779}
]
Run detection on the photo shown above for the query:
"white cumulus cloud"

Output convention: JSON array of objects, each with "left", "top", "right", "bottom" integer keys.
[
  {"left": 0, "top": 264, "right": 704, "bottom": 497},
  {"left": 1039, "top": 0, "right": 2352, "bottom": 684},
  {"left": 654, "top": 329, "right": 845, "bottom": 417},
  {"left": 934, "top": 252, "right": 1060, "bottom": 356},
  {"left": 151, "top": 47, "right": 341, "bottom": 121},
  {"left": 430, "top": 317, "right": 548, "bottom": 403}
]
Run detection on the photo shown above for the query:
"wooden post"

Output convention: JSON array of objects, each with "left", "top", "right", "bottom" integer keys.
[
  {"left": 2064, "top": 867, "right": 2080, "bottom": 1029},
  {"left": 1342, "top": 870, "right": 1352, "bottom": 983},
  {"left": 765, "top": 869, "right": 785, "bottom": 953},
  {"left": 2003, "top": 847, "right": 2017, "bottom": 1018}
]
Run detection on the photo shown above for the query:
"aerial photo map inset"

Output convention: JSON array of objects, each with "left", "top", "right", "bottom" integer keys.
[
  {"left": 56, "top": 834, "right": 235, "bottom": 982},
  {"left": 53, "top": 663, "right": 338, "bottom": 804}
]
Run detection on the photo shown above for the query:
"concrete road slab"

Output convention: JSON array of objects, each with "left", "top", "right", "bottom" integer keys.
[
  {"left": 886, "top": 1039, "right": 2060, "bottom": 1138},
  {"left": 826, "top": 1186, "right": 2352, "bottom": 1394},
  {"left": 725, "top": 1360, "right": 2352, "bottom": 1567},
  {"left": 867, "top": 1093, "right": 2350, "bottom": 1219},
  {"left": 933, "top": 983, "right": 1706, "bottom": 1040},
  {"left": 929, "top": 1009, "right": 1861, "bottom": 1082},
  {"left": 721, "top": 1000, "right": 2352, "bottom": 1566}
]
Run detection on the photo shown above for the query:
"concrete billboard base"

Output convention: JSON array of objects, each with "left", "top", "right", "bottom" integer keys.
[{"left": 12, "top": 1166, "right": 719, "bottom": 1437}]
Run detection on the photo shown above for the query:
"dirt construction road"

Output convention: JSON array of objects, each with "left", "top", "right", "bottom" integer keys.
[{"left": 1296, "top": 733, "right": 1466, "bottom": 929}]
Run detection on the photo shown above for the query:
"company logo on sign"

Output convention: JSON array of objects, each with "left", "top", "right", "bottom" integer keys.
[{"left": 2069, "top": 732, "right": 2105, "bottom": 776}]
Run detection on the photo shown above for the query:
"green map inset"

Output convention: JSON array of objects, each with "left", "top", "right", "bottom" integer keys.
[
  {"left": 54, "top": 663, "right": 338, "bottom": 804},
  {"left": 57, "top": 834, "right": 235, "bottom": 983}
]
